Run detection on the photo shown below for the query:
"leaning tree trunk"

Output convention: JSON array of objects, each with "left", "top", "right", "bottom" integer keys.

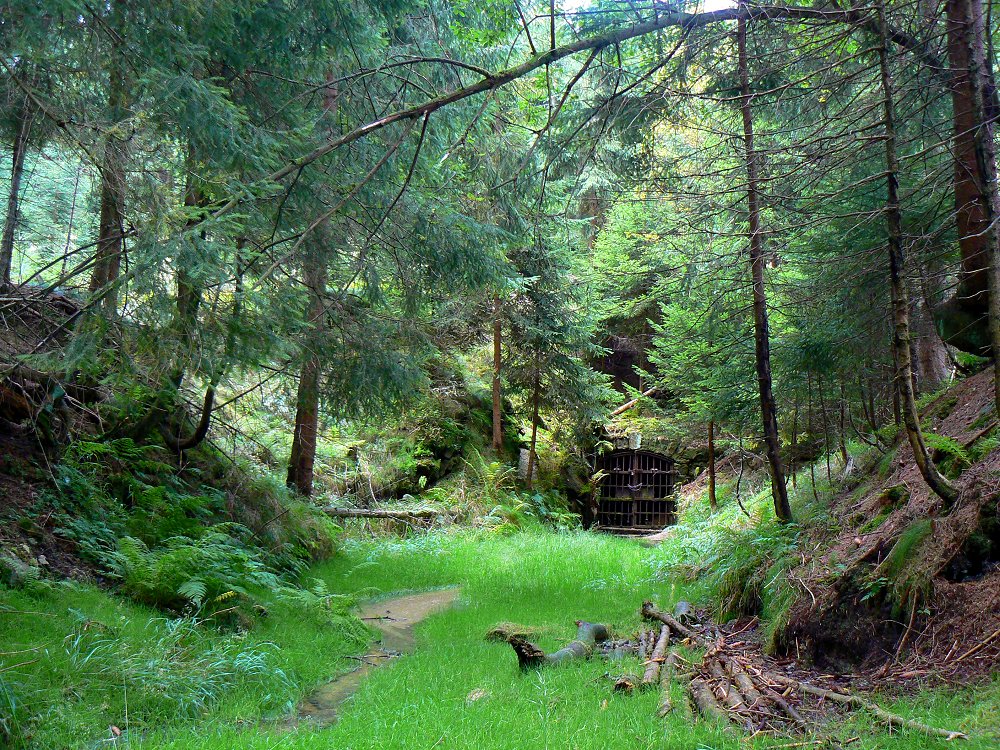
[
  {"left": 287, "top": 259, "right": 327, "bottom": 497},
  {"left": 737, "top": 13, "right": 792, "bottom": 523},
  {"left": 0, "top": 98, "right": 33, "bottom": 288},
  {"left": 877, "top": 0, "right": 957, "bottom": 506},
  {"left": 492, "top": 294, "right": 503, "bottom": 452}
]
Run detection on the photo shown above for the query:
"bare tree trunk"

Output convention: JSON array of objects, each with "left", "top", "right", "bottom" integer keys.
[
  {"left": 1, "top": 99, "right": 33, "bottom": 288},
  {"left": 708, "top": 419, "right": 717, "bottom": 511},
  {"left": 87, "top": 38, "right": 127, "bottom": 312},
  {"left": 173, "top": 164, "right": 206, "bottom": 386},
  {"left": 943, "top": 0, "right": 996, "bottom": 337},
  {"left": 818, "top": 372, "right": 832, "bottom": 481},
  {"left": 790, "top": 399, "right": 798, "bottom": 488},
  {"left": 738, "top": 12, "right": 792, "bottom": 523},
  {"left": 525, "top": 360, "right": 541, "bottom": 491},
  {"left": 492, "top": 295, "right": 503, "bottom": 452},
  {"left": 838, "top": 381, "right": 849, "bottom": 465},
  {"left": 912, "top": 264, "right": 952, "bottom": 389},
  {"left": 807, "top": 371, "right": 818, "bottom": 503},
  {"left": 287, "top": 260, "right": 327, "bottom": 497},
  {"left": 877, "top": 0, "right": 957, "bottom": 506},
  {"left": 956, "top": 0, "right": 1000, "bottom": 422}
]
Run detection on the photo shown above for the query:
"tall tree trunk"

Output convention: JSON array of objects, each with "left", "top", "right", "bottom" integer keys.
[
  {"left": 818, "top": 372, "right": 832, "bottom": 481},
  {"left": 955, "top": 0, "right": 1000, "bottom": 422},
  {"left": 943, "top": 0, "right": 996, "bottom": 337},
  {"left": 807, "top": 371, "right": 819, "bottom": 503},
  {"left": 88, "top": 34, "right": 127, "bottom": 312},
  {"left": 1, "top": 99, "right": 33, "bottom": 288},
  {"left": 708, "top": 419, "right": 717, "bottom": 511},
  {"left": 525, "top": 359, "right": 541, "bottom": 491},
  {"left": 737, "top": 13, "right": 792, "bottom": 523},
  {"left": 492, "top": 295, "right": 503, "bottom": 452},
  {"left": 912, "top": 263, "right": 952, "bottom": 389},
  {"left": 790, "top": 400, "right": 798, "bottom": 488},
  {"left": 877, "top": 1, "right": 958, "bottom": 506},
  {"left": 287, "top": 260, "right": 327, "bottom": 497},
  {"left": 838, "top": 381, "right": 849, "bottom": 466},
  {"left": 172, "top": 166, "right": 206, "bottom": 387}
]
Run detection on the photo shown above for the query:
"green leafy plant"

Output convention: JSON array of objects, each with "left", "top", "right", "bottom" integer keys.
[
  {"left": 924, "top": 433, "right": 971, "bottom": 478},
  {"left": 111, "top": 527, "right": 281, "bottom": 615}
]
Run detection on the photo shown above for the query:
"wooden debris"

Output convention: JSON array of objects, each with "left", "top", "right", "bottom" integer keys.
[
  {"left": 641, "top": 600, "right": 701, "bottom": 643},
  {"left": 641, "top": 625, "right": 670, "bottom": 689},
  {"left": 507, "top": 620, "right": 609, "bottom": 670},
  {"left": 707, "top": 658, "right": 746, "bottom": 712},
  {"left": 497, "top": 603, "right": 972, "bottom": 743},
  {"left": 656, "top": 652, "right": 681, "bottom": 716},
  {"left": 613, "top": 674, "right": 639, "bottom": 693},
  {"left": 769, "top": 674, "right": 968, "bottom": 740},
  {"left": 690, "top": 677, "right": 727, "bottom": 721},
  {"left": 322, "top": 507, "right": 440, "bottom": 520}
]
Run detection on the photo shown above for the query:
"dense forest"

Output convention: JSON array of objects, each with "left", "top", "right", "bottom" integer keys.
[{"left": 1, "top": 0, "right": 999, "bottom": 748}]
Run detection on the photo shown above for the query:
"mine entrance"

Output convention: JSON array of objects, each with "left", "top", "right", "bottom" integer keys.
[{"left": 596, "top": 450, "right": 677, "bottom": 533}]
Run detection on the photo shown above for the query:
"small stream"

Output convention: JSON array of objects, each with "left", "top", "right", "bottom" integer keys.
[{"left": 293, "top": 587, "right": 462, "bottom": 727}]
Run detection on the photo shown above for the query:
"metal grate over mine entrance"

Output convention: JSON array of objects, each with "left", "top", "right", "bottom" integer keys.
[{"left": 596, "top": 450, "right": 677, "bottom": 534}]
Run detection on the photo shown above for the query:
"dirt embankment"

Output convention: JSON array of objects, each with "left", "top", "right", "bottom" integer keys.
[{"left": 781, "top": 371, "right": 1000, "bottom": 679}]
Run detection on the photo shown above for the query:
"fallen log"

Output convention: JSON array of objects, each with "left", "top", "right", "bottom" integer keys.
[
  {"left": 322, "top": 507, "right": 440, "bottom": 520},
  {"left": 720, "top": 655, "right": 762, "bottom": 709},
  {"left": 638, "top": 629, "right": 651, "bottom": 661},
  {"left": 610, "top": 387, "right": 658, "bottom": 417},
  {"left": 641, "top": 625, "right": 670, "bottom": 689},
  {"left": 690, "top": 677, "right": 727, "bottom": 722},
  {"left": 507, "top": 620, "right": 609, "bottom": 670},
  {"left": 656, "top": 652, "right": 681, "bottom": 717},
  {"left": 707, "top": 659, "right": 746, "bottom": 712},
  {"left": 613, "top": 674, "right": 639, "bottom": 693}
]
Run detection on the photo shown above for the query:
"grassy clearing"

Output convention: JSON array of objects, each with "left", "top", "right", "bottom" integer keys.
[{"left": 3, "top": 524, "right": 998, "bottom": 749}]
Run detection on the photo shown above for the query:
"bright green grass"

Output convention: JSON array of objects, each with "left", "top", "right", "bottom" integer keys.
[{"left": 3, "top": 529, "right": 998, "bottom": 749}]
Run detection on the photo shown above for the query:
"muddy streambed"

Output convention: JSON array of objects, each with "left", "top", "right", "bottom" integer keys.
[{"left": 295, "top": 587, "right": 462, "bottom": 726}]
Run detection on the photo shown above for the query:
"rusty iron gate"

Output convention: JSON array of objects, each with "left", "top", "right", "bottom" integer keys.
[{"left": 596, "top": 450, "right": 677, "bottom": 533}]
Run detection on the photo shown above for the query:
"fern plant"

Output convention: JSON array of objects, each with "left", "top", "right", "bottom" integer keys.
[
  {"left": 924, "top": 433, "right": 971, "bottom": 478},
  {"left": 111, "top": 527, "right": 281, "bottom": 614}
]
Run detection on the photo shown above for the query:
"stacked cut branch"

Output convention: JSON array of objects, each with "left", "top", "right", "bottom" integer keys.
[
  {"left": 637, "top": 601, "right": 967, "bottom": 740},
  {"left": 490, "top": 601, "right": 968, "bottom": 742}
]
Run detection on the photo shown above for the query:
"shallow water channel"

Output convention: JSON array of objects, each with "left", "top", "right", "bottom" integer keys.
[{"left": 295, "top": 587, "right": 462, "bottom": 726}]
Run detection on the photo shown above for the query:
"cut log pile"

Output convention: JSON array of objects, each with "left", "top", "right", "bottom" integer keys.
[{"left": 488, "top": 600, "right": 968, "bottom": 742}]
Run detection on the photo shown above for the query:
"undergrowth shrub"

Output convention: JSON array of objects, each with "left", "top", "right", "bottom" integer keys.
[
  {"left": 874, "top": 519, "right": 935, "bottom": 612},
  {"left": 111, "top": 528, "right": 281, "bottom": 615},
  {"left": 480, "top": 490, "right": 580, "bottom": 533},
  {"left": 707, "top": 521, "right": 800, "bottom": 621},
  {"left": 969, "top": 428, "right": 1000, "bottom": 463},
  {"left": 0, "top": 676, "right": 25, "bottom": 749},
  {"left": 924, "top": 433, "right": 971, "bottom": 479},
  {"left": 274, "top": 578, "right": 370, "bottom": 643}
]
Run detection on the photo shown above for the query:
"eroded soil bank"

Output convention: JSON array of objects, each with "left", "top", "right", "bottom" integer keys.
[{"left": 295, "top": 587, "right": 462, "bottom": 726}]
